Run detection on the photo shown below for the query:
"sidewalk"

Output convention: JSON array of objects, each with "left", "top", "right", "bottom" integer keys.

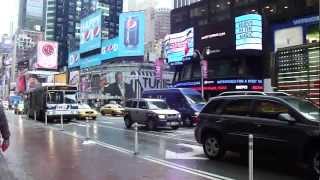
[{"left": 1, "top": 112, "right": 208, "bottom": 180}]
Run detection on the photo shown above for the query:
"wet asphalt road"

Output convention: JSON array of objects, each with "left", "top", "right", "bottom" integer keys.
[{"left": 2, "top": 111, "right": 309, "bottom": 180}]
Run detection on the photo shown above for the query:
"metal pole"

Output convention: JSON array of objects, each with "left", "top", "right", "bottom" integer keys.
[
  {"left": 45, "top": 111, "right": 48, "bottom": 126},
  {"left": 134, "top": 123, "right": 139, "bottom": 155},
  {"left": 201, "top": 64, "right": 204, "bottom": 99},
  {"left": 34, "top": 111, "right": 37, "bottom": 121},
  {"left": 60, "top": 113, "right": 64, "bottom": 130},
  {"left": 249, "top": 134, "right": 254, "bottom": 180},
  {"left": 86, "top": 119, "right": 90, "bottom": 140}
]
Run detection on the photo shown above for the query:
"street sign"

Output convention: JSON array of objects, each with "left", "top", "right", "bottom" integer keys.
[{"left": 165, "top": 143, "right": 208, "bottom": 160}]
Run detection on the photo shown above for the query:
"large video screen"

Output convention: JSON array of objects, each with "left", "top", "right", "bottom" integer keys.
[
  {"left": 118, "top": 11, "right": 145, "bottom": 57},
  {"left": 235, "top": 14, "right": 262, "bottom": 50},
  {"left": 164, "top": 27, "right": 194, "bottom": 64},
  {"left": 80, "top": 10, "right": 102, "bottom": 53}
]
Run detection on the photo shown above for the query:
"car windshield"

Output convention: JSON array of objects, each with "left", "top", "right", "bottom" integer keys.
[
  {"left": 148, "top": 101, "right": 169, "bottom": 110},
  {"left": 79, "top": 104, "right": 91, "bottom": 109},
  {"left": 285, "top": 98, "right": 320, "bottom": 121},
  {"left": 185, "top": 94, "right": 205, "bottom": 104}
]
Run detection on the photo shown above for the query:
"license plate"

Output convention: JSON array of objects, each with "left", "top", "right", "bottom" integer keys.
[{"left": 167, "top": 122, "right": 178, "bottom": 126}]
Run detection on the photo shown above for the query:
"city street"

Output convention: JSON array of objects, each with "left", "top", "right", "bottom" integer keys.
[{"left": 1, "top": 111, "right": 307, "bottom": 180}]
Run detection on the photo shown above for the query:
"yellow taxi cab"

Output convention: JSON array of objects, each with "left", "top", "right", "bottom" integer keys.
[
  {"left": 100, "top": 104, "right": 124, "bottom": 116},
  {"left": 78, "top": 104, "right": 98, "bottom": 120}
]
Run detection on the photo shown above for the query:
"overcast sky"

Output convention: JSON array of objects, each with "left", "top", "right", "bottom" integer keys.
[
  {"left": 0, "top": 0, "right": 19, "bottom": 36},
  {"left": 0, "top": 0, "right": 173, "bottom": 36}
]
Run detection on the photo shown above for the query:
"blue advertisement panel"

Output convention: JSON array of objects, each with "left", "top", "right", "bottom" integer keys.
[
  {"left": 80, "top": 54, "right": 102, "bottom": 69},
  {"left": 68, "top": 51, "right": 80, "bottom": 68},
  {"left": 101, "top": 37, "right": 119, "bottom": 60},
  {"left": 80, "top": 10, "right": 102, "bottom": 53},
  {"left": 118, "top": 11, "right": 145, "bottom": 57},
  {"left": 164, "top": 27, "right": 194, "bottom": 64},
  {"left": 235, "top": 14, "right": 262, "bottom": 50}
]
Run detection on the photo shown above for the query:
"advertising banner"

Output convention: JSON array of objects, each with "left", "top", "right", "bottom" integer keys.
[
  {"left": 36, "top": 41, "right": 58, "bottom": 69},
  {"left": 164, "top": 27, "right": 194, "bottom": 64},
  {"left": 101, "top": 37, "right": 119, "bottom": 60},
  {"left": 68, "top": 51, "right": 80, "bottom": 68},
  {"left": 69, "top": 71, "right": 80, "bottom": 86},
  {"left": 80, "top": 10, "right": 102, "bottom": 53},
  {"left": 235, "top": 14, "right": 262, "bottom": 50},
  {"left": 54, "top": 73, "right": 67, "bottom": 84},
  {"left": 155, "top": 59, "right": 164, "bottom": 80},
  {"left": 118, "top": 11, "right": 145, "bottom": 57},
  {"left": 80, "top": 54, "right": 102, "bottom": 69}
]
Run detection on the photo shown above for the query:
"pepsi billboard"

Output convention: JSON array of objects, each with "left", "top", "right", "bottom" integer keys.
[
  {"left": 164, "top": 27, "right": 194, "bottom": 64},
  {"left": 80, "top": 10, "right": 102, "bottom": 53},
  {"left": 101, "top": 37, "right": 119, "bottom": 60},
  {"left": 118, "top": 11, "right": 145, "bottom": 57},
  {"left": 68, "top": 51, "right": 80, "bottom": 68}
]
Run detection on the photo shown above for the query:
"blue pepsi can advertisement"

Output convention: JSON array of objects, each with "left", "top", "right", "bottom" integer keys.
[{"left": 119, "top": 11, "right": 145, "bottom": 57}]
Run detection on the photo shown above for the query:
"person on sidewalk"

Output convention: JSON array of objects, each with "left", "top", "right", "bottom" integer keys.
[{"left": 0, "top": 103, "right": 10, "bottom": 152}]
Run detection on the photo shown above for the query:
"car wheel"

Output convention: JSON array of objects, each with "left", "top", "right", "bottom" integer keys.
[
  {"left": 124, "top": 116, "right": 132, "bottom": 129},
  {"left": 171, "top": 126, "right": 179, "bottom": 130},
  {"left": 147, "top": 120, "right": 156, "bottom": 131},
  {"left": 203, "top": 134, "right": 225, "bottom": 160},
  {"left": 308, "top": 148, "right": 320, "bottom": 179},
  {"left": 183, "top": 117, "right": 193, "bottom": 127}
]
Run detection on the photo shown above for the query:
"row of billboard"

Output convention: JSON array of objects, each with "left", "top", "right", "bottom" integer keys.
[
  {"left": 74, "top": 11, "right": 145, "bottom": 68},
  {"left": 164, "top": 14, "right": 263, "bottom": 65}
]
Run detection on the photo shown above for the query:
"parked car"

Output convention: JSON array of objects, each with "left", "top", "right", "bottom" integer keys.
[
  {"left": 78, "top": 104, "right": 98, "bottom": 120},
  {"left": 142, "top": 88, "right": 206, "bottom": 126},
  {"left": 124, "top": 98, "right": 181, "bottom": 130},
  {"left": 100, "top": 104, "right": 124, "bottom": 116},
  {"left": 14, "top": 103, "right": 25, "bottom": 114},
  {"left": 217, "top": 91, "right": 290, "bottom": 97},
  {"left": 195, "top": 95, "right": 319, "bottom": 179}
]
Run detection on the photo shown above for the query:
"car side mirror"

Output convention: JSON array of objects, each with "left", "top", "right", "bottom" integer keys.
[{"left": 278, "top": 113, "right": 295, "bottom": 122}]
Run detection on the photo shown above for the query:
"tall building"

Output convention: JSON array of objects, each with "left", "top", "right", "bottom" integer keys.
[
  {"left": 44, "top": 0, "right": 82, "bottom": 68},
  {"left": 174, "top": 0, "right": 200, "bottom": 9},
  {"left": 81, "top": 0, "right": 123, "bottom": 40},
  {"left": 18, "top": 0, "right": 45, "bottom": 31}
]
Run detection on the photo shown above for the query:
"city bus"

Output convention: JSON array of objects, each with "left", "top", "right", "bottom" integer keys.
[{"left": 26, "top": 84, "right": 79, "bottom": 122}]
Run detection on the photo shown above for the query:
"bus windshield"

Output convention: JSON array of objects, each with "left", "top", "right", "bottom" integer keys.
[{"left": 47, "top": 91, "right": 77, "bottom": 104}]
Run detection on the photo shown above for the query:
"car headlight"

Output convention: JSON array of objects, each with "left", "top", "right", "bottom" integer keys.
[
  {"left": 158, "top": 115, "right": 166, "bottom": 119},
  {"left": 178, "top": 113, "right": 181, "bottom": 118},
  {"left": 194, "top": 112, "right": 200, "bottom": 116}
]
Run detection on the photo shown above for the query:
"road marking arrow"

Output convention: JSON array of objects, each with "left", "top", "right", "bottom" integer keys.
[{"left": 165, "top": 143, "right": 208, "bottom": 160}]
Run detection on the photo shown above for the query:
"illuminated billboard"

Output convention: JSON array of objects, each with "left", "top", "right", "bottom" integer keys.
[
  {"left": 118, "top": 11, "right": 145, "bottom": 57},
  {"left": 235, "top": 14, "right": 262, "bottom": 50},
  {"left": 68, "top": 51, "right": 80, "bottom": 68},
  {"left": 164, "top": 27, "right": 194, "bottom": 64},
  {"left": 80, "top": 10, "right": 102, "bottom": 53},
  {"left": 36, "top": 41, "right": 58, "bottom": 69},
  {"left": 101, "top": 37, "right": 119, "bottom": 60}
]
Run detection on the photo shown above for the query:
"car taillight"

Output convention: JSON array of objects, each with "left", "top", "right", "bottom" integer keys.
[{"left": 192, "top": 115, "right": 200, "bottom": 124}]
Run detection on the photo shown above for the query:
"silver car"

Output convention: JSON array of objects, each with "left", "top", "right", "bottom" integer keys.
[{"left": 124, "top": 98, "right": 181, "bottom": 130}]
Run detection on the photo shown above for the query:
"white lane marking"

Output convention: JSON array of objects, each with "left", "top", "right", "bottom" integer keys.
[
  {"left": 98, "top": 121, "right": 114, "bottom": 124},
  {"left": 76, "top": 121, "right": 198, "bottom": 144},
  {"left": 143, "top": 156, "right": 235, "bottom": 180},
  {"left": 165, "top": 143, "right": 208, "bottom": 160}
]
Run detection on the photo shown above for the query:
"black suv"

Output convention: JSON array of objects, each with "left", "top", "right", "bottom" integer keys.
[{"left": 195, "top": 95, "right": 319, "bottom": 178}]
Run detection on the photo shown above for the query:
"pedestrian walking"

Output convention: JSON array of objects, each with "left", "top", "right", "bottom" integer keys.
[{"left": 0, "top": 103, "right": 10, "bottom": 152}]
